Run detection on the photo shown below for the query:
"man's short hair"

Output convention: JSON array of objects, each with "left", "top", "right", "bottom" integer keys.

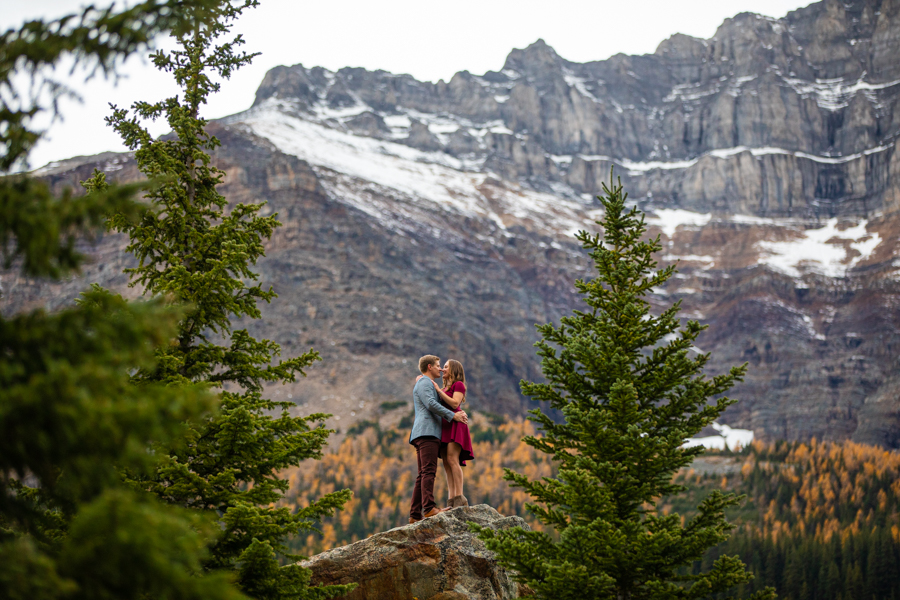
[{"left": 418, "top": 354, "right": 439, "bottom": 374}]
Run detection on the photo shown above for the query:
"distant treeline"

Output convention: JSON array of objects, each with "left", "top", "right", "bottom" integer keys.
[
  {"left": 692, "top": 440, "right": 900, "bottom": 600},
  {"left": 284, "top": 422, "right": 900, "bottom": 600}
]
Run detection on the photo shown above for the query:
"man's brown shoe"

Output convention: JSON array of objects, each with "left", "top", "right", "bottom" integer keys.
[
  {"left": 408, "top": 517, "right": 421, "bottom": 524},
  {"left": 423, "top": 507, "right": 442, "bottom": 518}
]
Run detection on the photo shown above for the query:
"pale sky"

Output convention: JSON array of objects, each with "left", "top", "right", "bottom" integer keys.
[{"left": 5, "top": 0, "right": 814, "bottom": 169}]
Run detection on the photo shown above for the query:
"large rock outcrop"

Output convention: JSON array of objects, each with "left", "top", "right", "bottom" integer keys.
[{"left": 302, "top": 505, "right": 531, "bottom": 600}]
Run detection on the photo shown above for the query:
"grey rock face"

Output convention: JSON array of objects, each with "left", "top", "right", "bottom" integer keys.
[
  {"left": 22, "top": 120, "right": 900, "bottom": 448},
  {"left": 252, "top": 0, "right": 900, "bottom": 219},
  {"left": 302, "top": 505, "right": 530, "bottom": 600},
  {"left": 346, "top": 111, "right": 390, "bottom": 136}
]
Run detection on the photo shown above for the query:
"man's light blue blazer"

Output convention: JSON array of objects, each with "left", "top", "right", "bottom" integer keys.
[{"left": 409, "top": 376, "right": 456, "bottom": 444}]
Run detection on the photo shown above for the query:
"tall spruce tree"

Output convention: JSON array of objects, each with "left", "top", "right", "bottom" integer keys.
[
  {"left": 476, "top": 175, "right": 776, "bottom": 600},
  {"left": 95, "top": 2, "right": 353, "bottom": 598},
  {"left": 1, "top": 3, "right": 246, "bottom": 600}
]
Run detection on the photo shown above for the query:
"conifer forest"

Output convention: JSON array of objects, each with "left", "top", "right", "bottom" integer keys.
[{"left": 288, "top": 423, "right": 900, "bottom": 600}]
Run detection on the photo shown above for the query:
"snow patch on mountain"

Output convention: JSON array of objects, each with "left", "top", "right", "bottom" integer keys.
[
  {"left": 232, "top": 101, "right": 885, "bottom": 280},
  {"left": 685, "top": 422, "right": 754, "bottom": 451},
  {"left": 578, "top": 143, "right": 894, "bottom": 175},
  {"left": 758, "top": 218, "right": 881, "bottom": 277},
  {"left": 237, "top": 103, "right": 595, "bottom": 238},
  {"left": 662, "top": 254, "right": 716, "bottom": 266},
  {"left": 563, "top": 69, "right": 600, "bottom": 103},
  {"left": 664, "top": 81, "right": 721, "bottom": 103},
  {"left": 647, "top": 209, "right": 712, "bottom": 237},
  {"left": 780, "top": 72, "right": 900, "bottom": 111}
]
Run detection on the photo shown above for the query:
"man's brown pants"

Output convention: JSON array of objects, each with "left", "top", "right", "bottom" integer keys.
[{"left": 410, "top": 436, "right": 441, "bottom": 519}]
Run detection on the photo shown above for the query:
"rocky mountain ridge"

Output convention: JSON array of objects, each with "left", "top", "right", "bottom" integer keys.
[
  {"left": 8, "top": 0, "right": 900, "bottom": 447},
  {"left": 249, "top": 0, "right": 900, "bottom": 217}
]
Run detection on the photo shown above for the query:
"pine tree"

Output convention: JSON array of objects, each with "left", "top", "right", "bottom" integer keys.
[
  {"left": 476, "top": 174, "right": 776, "bottom": 600},
  {"left": 97, "top": 2, "right": 353, "bottom": 598},
  {"left": 1, "top": 3, "right": 246, "bottom": 599}
]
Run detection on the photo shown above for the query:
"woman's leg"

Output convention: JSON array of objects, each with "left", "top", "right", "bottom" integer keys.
[
  {"left": 446, "top": 443, "right": 464, "bottom": 499},
  {"left": 443, "top": 450, "right": 458, "bottom": 498},
  {"left": 440, "top": 453, "right": 454, "bottom": 505},
  {"left": 458, "top": 459, "right": 465, "bottom": 501}
]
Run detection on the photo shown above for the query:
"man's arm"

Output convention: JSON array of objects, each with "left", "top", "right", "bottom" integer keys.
[{"left": 415, "top": 381, "right": 457, "bottom": 422}]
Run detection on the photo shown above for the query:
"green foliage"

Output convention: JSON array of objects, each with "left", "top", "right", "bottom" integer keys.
[
  {"left": 714, "top": 524, "right": 900, "bottom": 600},
  {"left": 1, "top": 3, "right": 254, "bottom": 599},
  {"left": 0, "top": 0, "right": 219, "bottom": 274},
  {"left": 379, "top": 400, "right": 407, "bottom": 411},
  {"left": 476, "top": 174, "right": 775, "bottom": 600},
  {"left": 59, "top": 489, "right": 240, "bottom": 600},
  {"left": 478, "top": 410, "right": 508, "bottom": 427},
  {"left": 0, "top": 175, "right": 146, "bottom": 277},
  {"left": 0, "top": 287, "right": 245, "bottom": 600},
  {"left": 470, "top": 422, "right": 511, "bottom": 445},
  {"left": 0, "top": 0, "right": 220, "bottom": 171},
  {"left": 99, "top": 2, "right": 353, "bottom": 598},
  {"left": 471, "top": 410, "right": 510, "bottom": 444},
  {"left": 1, "top": 288, "right": 204, "bottom": 507},
  {"left": 346, "top": 420, "right": 381, "bottom": 436},
  {"left": 683, "top": 441, "right": 900, "bottom": 600}
]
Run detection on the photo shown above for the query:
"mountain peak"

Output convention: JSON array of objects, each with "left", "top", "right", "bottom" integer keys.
[
  {"left": 654, "top": 33, "right": 707, "bottom": 58},
  {"left": 501, "top": 38, "right": 563, "bottom": 75}
]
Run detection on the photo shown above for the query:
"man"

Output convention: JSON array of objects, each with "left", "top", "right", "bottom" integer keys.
[{"left": 408, "top": 354, "right": 468, "bottom": 523}]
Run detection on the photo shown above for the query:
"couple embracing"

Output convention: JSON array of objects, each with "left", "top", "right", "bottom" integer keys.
[{"left": 407, "top": 354, "right": 475, "bottom": 523}]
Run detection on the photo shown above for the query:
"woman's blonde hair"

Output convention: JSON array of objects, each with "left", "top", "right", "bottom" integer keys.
[{"left": 443, "top": 359, "right": 466, "bottom": 404}]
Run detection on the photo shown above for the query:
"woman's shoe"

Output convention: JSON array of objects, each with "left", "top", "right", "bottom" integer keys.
[{"left": 457, "top": 495, "right": 469, "bottom": 507}]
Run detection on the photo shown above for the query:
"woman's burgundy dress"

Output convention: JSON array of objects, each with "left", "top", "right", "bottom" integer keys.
[{"left": 440, "top": 381, "right": 474, "bottom": 466}]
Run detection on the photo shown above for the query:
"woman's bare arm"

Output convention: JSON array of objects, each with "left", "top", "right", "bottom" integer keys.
[{"left": 433, "top": 383, "right": 463, "bottom": 409}]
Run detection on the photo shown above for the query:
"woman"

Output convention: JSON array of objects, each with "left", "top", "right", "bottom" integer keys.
[{"left": 432, "top": 359, "right": 474, "bottom": 508}]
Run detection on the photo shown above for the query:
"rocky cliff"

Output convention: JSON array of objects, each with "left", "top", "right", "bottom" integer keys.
[
  {"left": 302, "top": 505, "right": 530, "bottom": 600},
  {"left": 7, "top": 0, "right": 900, "bottom": 447},
  {"left": 251, "top": 0, "right": 900, "bottom": 217}
]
